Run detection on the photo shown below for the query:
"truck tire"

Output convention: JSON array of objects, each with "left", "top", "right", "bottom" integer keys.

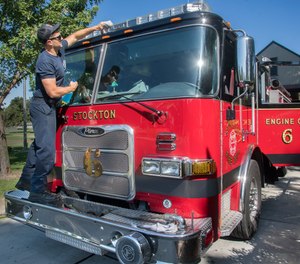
[{"left": 231, "top": 159, "right": 262, "bottom": 240}]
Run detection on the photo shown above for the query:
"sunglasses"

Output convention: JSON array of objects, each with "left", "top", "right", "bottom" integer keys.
[{"left": 49, "top": 35, "right": 62, "bottom": 41}]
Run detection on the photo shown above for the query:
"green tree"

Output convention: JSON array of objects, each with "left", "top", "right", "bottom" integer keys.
[
  {"left": 4, "top": 97, "right": 30, "bottom": 127},
  {"left": 0, "top": 0, "right": 102, "bottom": 177}
]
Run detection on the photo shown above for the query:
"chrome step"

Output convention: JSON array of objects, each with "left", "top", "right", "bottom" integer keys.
[
  {"left": 5, "top": 190, "right": 210, "bottom": 236},
  {"left": 220, "top": 210, "right": 243, "bottom": 237},
  {"left": 5, "top": 189, "right": 213, "bottom": 264},
  {"left": 46, "top": 229, "right": 105, "bottom": 255}
]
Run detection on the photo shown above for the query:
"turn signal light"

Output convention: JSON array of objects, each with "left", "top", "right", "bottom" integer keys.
[{"left": 192, "top": 160, "right": 216, "bottom": 175}]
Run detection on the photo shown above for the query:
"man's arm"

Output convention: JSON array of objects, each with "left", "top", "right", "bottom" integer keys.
[
  {"left": 64, "top": 22, "right": 108, "bottom": 47},
  {"left": 42, "top": 78, "right": 78, "bottom": 98}
]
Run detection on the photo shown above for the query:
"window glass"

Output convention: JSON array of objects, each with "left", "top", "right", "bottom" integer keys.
[
  {"left": 259, "top": 65, "right": 292, "bottom": 104},
  {"left": 63, "top": 46, "right": 101, "bottom": 105},
  {"left": 95, "top": 26, "right": 219, "bottom": 103},
  {"left": 270, "top": 57, "right": 278, "bottom": 76},
  {"left": 221, "top": 32, "right": 237, "bottom": 100}
]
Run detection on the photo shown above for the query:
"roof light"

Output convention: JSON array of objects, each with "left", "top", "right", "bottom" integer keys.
[
  {"left": 83, "top": 1, "right": 211, "bottom": 40},
  {"left": 186, "top": 1, "right": 211, "bottom": 12},
  {"left": 135, "top": 1, "right": 210, "bottom": 26},
  {"left": 224, "top": 21, "right": 231, "bottom": 29},
  {"left": 124, "top": 29, "right": 133, "bottom": 34},
  {"left": 170, "top": 17, "right": 182, "bottom": 23}
]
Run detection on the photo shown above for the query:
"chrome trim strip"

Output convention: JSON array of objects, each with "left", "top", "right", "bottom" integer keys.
[{"left": 238, "top": 144, "right": 255, "bottom": 212}]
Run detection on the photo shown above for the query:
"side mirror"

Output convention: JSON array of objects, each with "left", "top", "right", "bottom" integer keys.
[{"left": 236, "top": 31, "right": 256, "bottom": 90}]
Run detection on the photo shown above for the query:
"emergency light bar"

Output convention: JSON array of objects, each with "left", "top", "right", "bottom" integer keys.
[{"left": 85, "top": 1, "right": 211, "bottom": 40}]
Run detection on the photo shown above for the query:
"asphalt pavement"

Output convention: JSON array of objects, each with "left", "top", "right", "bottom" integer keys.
[{"left": 0, "top": 168, "right": 300, "bottom": 264}]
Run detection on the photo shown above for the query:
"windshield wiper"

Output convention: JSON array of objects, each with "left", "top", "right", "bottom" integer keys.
[
  {"left": 99, "top": 91, "right": 143, "bottom": 100},
  {"left": 99, "top": 91, "right": 164, "bottom": 117}
]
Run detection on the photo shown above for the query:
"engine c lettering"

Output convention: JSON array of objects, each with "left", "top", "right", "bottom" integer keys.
[{"left": 265, "top": 118, "right": 294, "bottom": 125}]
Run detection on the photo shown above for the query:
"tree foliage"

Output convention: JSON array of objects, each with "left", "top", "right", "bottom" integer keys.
[
  {"left": 0, "top": 0, "right": 103, "bottom": 176},
  {"left": 0, "top": 0, "right": 102, "bottom": 106},
  {"left": 4, "top": 97, "right": 30, "bottom": 127}
]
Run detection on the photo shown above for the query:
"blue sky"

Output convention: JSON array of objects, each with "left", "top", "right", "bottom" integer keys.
[
  {"left": 93, "top": 0, "right": 300, "bottom": 54},
  {"left": 4, "top": 0, "right": 300, "bottom": 105}
]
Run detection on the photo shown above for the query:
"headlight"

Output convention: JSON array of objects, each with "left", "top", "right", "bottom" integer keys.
[
  {"left": 142, "top": 158, "right": 182, "bottom": 178},
  {"left": 142, "top": 159, "right": 160, "bottom": 174},
  {"left": 161, "top": 161, "right": 180, "bottom": 176}
]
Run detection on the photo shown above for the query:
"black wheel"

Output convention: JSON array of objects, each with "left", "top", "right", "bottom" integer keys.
[{"left": 231, "top": 159, "right": 262, "bottom": 240}]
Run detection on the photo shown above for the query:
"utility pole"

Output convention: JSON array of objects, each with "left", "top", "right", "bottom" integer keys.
[{"left": 23, "top": 78, "right": 28, "bottom": 149}]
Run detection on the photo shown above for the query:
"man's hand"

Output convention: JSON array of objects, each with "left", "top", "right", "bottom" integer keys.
[
  {"left": 42, "top": 78, "right": 78, "bottom": 98},
  {"left": 95, "top": 21, "right": 113, "bottom": 31},
  {"left": 70, "top": 81, "right": 78, "bottom": 92},
  {"left": 65, "top": 21, "right": 114, "bottom": 47}
]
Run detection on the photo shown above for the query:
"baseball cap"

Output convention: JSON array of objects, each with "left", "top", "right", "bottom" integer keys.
[{"left": 37, "top": 23, "right": 61, "bottom": 43}]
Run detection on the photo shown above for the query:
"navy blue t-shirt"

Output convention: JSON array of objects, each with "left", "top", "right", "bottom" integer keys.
[{"left": 34, "top": 40, "right": 68, "bottom": 103}]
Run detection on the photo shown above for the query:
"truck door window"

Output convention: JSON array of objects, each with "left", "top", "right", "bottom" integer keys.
[
  {"left": 95, "top": 26, "right": 219, "bottom": 102},
  {"left": 221, "top": 32, "right": 237, "bottom": 101},
  {"left": 64, "top": 46, "right": 101, "bottom": 105}
]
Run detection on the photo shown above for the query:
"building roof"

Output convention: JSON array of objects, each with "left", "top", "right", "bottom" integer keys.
[{"left": 257, "top": 41, "right": 300, "bottom": 58}]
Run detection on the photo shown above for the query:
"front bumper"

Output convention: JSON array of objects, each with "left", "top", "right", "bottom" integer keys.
[{"left": 5, "top": 190, "right": 212, "bottom": 264}]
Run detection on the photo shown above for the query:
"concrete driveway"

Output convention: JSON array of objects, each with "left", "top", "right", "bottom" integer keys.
[{"left": 0, "top": 168, "right": 299, "bottom": 264}]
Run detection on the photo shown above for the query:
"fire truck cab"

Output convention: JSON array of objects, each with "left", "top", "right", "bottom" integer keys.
[{"left": 5, "top": 1, "right": 297, "bottom": 263}]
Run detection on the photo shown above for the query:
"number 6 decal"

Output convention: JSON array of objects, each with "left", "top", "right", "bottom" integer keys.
[{"left": 282, "top": 129, "right": 293, "bottom": 144}]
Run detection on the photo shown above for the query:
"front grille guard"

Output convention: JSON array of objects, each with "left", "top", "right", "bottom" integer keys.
[{"left": 61, "top": 125, "right": 135, "bottom": 200}]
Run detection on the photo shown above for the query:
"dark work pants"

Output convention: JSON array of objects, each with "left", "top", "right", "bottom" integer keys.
[{"left": 20, "top": 98, "right": 56, "bottom": 193}]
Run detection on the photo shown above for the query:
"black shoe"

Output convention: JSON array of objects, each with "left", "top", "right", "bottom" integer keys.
[
  {"left": 28, "top": 191, "right": 62, "bottom": 206},
  {"left": 15, "top": 180, "right": 31, "bottom": 191}
]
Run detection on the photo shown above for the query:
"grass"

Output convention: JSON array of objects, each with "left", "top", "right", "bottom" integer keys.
[
  {"left": 8, "top": 147, "right": 29, "bottom": 170},
  {"left": 6, "top": 127, "right": 34, "bottom": 148},
  {"left": 6, "top": 127, "right": 33, "bottom": 170},
  {"left": 0, "top": 179, "right": 18, "bottom": 197},
  {"left": 0, "top": 147, "right": 25, "bottom": 199},
  {"left": 0, "top": 128, "right": 34, "bottom": 198}
]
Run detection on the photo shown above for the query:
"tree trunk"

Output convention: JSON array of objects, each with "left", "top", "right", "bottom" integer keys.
[
  {"left": 0, "top": 71, "right": 22, "bottom": 106},
  {"left": 0, "top": 108, "right": 11, "bottom": 178},
  {"left": 0, "top": 71, "right": 27, "bottom": 178}
]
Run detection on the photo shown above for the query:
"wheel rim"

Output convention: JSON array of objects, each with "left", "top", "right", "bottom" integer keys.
[{"left": 249, "top": 177, "right": 259, "bottom": 221}]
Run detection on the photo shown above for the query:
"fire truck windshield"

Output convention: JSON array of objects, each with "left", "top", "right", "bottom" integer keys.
[{"left": 65, "top": 26, "right": 219, "bottom": 105}]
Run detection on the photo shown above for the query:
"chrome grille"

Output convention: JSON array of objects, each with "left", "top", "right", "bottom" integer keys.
[
  {"left": 62, "top": 125, "right": 135, "bottom": 200},
  {"left": 64, "top": 171, "right": 130, "bottom": 197},
  {"left": 64, "top": 151, "right": 129, "bottom": 173},
  {"left": 63, "top": 127, "right": 129, "bottom": 149}
]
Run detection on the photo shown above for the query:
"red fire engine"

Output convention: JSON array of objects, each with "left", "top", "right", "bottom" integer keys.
[{"left": 5, "top": 1, "right": 299, "bottom": 263}]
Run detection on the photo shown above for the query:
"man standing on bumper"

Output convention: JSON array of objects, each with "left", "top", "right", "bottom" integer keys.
[{"left": 15, "top": 22, "right": 108, "bottom": 205}]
